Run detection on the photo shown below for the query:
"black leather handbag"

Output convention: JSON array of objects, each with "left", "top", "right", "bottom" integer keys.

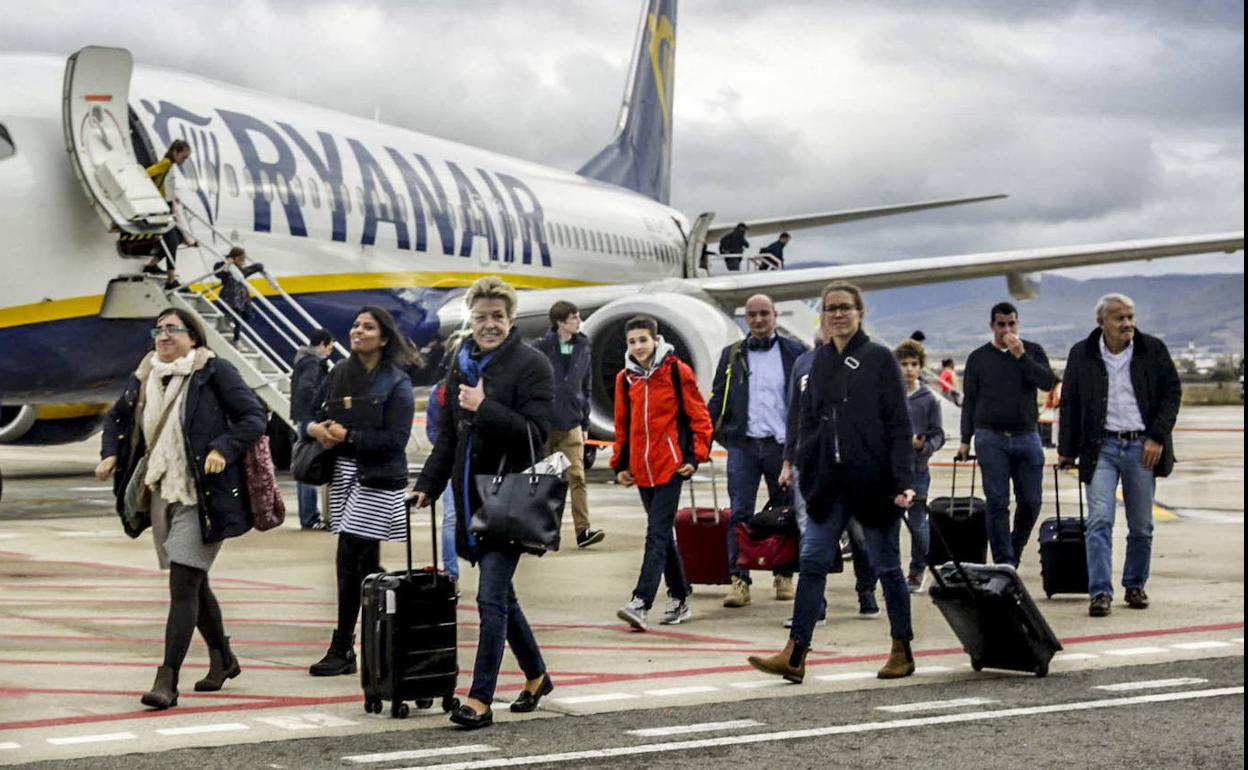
[
  {"left": 471, "top": 425, "right": 567, "bottom": 552},
  {"left": 291, "top": 435, "right": 336, "bottom": 485}
]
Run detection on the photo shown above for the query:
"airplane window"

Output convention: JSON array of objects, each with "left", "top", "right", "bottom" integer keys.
[
  {"left": 0, "top": 123, "right": 14, "bottom": 160},
  {"left": 596, "top": 232, "right": 605, "bottom": 252},
  {"left": 275, "top": 174, "right": 290, "bottom": 205},
  {"left": 203, "top": 164, "right": 218, "bottom": 196},
  {"left": 338, "top": 184, "right": 351, "bottom": 213},
  {"left": 576, "top": 228, "right": 585, "bottom": 250},
  {"left": 289, "top": 175, "right": 305, "bottom": 206},
  {"left": 308, "top": 177, "right": 321, "bottom": 209},
  {"left": 223, "top": 164, "right": 239, "bottom": 197},
  {"left": 256, "top": 170, "right": 273, "bottom": 202}
]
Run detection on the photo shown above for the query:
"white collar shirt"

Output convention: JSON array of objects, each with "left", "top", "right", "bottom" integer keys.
[{"left": 1100, "top": 336, "right": 1145, "bottom": 432}]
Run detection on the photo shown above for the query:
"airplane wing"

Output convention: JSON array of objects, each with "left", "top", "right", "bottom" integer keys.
[
  {"left": 704, "top": 194, "right": 1008, "bottom": 241},
  {"left": 435, "top": 231, "right": 1244, "bottom": 333}
]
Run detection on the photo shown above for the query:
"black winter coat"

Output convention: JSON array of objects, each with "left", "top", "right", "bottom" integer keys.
[
  {"left": 795, "top": 331, "right": 914, "bottom": 527},
  {"left": 532, "top": 330, "right": 592, "bottom": 431},
  {"left": 289, "top": 346, "right": 329, "bottom": 425},
  {"left": 414, "top": 329, "right": 554, "bottom": 562},
  {"left": 1058, "top": 328, "right": 1182, "bottom": 483},
  {"left": 103, "top": 351, "right": 268, "bottom": 542},
  {"left": 707, "top": 334, "right": 808, "bottom": 445}
]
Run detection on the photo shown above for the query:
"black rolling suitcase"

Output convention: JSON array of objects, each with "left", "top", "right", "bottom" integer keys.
[
  {"left": 926, "top": 456, "right": 988, "bottom": 565},
  {"left": 1038, "top": 465, "right": 1088, "bottom": 598},
  {"left": 360, "top": 500, "right": 460, "bottom": 718},
  {"left": 923, "top": 516, "right": 1062, "bottom": 677}
]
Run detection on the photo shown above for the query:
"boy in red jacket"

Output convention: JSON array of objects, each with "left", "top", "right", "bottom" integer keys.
[{"left": 612, "top": 316, "right": 713, "bottom": 630}]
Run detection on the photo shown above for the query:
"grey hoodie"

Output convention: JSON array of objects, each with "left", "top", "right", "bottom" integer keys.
[{"left": 907, "top": 383, "right": 945, "bottom": 469}]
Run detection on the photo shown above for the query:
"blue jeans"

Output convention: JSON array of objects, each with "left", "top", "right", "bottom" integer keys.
[
  {"left": 469, "top": 547, "right": 545, "bottom": 705},
  {"left": 440, "top": 487, "right": 459, "bottom": 579},
  {"left": 633, "top": 477, "right": 690, "bottom": 608},
  {"left": 296, "top": 483, "right": 320, "bottom": 527},
  {"left": 726, "top": 440, "right": 791, "bottom": 582},
  {"left": 1085, "top": 437, "right": 1155, "bottom": 598},
  {"left": 974, "top": 429, "right": 1045, "bottom": 567},
  {"left": 790, "top": 500, "right": 912, "bottom": 647},
  {"left": 908, "top": 465, "right": 931, "bottom": 574}
]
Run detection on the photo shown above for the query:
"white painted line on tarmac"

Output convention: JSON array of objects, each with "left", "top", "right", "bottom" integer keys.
[
  {"left": 343, "top": 745, "right": 499, "bottom": 764},
  {"left": 1233, "top": 638, "right": 1244, "bottom": 644},
  {"left": 47, "top": 732, "right": 137, "bottom": 746},
  {"left": 627, "top": 719, "right": 763, "bottom": 737},
  {"left": 643, "top": 685, "right": 721, "bottom": 697},
  {"left": 552, "top": 693, "right": 638, "bottom": 705},
  {"left": 0, "top": 742, "right": 21, "bottom": 750},
  {"left": 1170, "top": 641, "right": 1234, "bottom": 651},
  {"left": 57, "top": 530, "right": 120, "bottom": 537},
  {"left": 254, "top": 713, "right": 358, "bottom": 730},
  {"left": 1054, "top": 652, "right": 1100, "bottom": 661},
  {"left": 1094, "top": 677, "right": 1208, "bottom": 692},
  {"left": 876, "top": 697, "right": 998, "bottom": 713},
  {"left": 156, "top": 723, "right": 250, "bottom": 736},
  {"left": 814, "top": 672, "right": 877, "bottom": 682},
  {"left": 0, "top": 533, "right": 23, "bottom": 540},
  {"left": 915, "top": 666, "right": 954, "bottom": 674},
  {"left": 394, "top": 687, "right": 1244, "bottom": 770},
  {"left": 1105, "top": 646, "right": 1168, "bottom": 656},
  {"left": 729, "top": 679, "right": 792, "bottom": 689}
]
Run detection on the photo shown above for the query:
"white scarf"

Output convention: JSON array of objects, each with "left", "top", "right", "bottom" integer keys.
[{"left": 142, "top": 350, "right": 199, "bottom": 506}]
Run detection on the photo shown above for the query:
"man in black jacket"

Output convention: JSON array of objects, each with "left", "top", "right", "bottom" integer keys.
[
  {"left": 957, "top": 301, "right": 1055, "bottom": 567},
  {"left": 290, "top": 328, "right": 335, "bottom": 529},
  {"left": 707, "top": 294, "right": 808, "bottom": 608},
  {"left": 1058, "top": 294, "right": 1181, "bottom": 618},
  {"left": 532, "top": 301, "right": 603, "bottom": 548}
]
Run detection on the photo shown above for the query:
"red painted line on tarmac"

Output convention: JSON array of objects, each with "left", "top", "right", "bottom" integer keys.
[
  {"left": 0, "top": 598, "right": 336, "bottom": 607},
  {"left": 0, "top": 583, "right": 303, "bottom": 592},
  {"left": 0, "top": 658, "right": 305, "bottom": 671},
  {"left": 1173, "top": 427, "right": 1243, "bottom": 432},
  {"left": 0, "top": 687, "right": 277, "bottom": 701},
  {"left": 1059, "top": 621, "right": 1244, "bottom": 645}
]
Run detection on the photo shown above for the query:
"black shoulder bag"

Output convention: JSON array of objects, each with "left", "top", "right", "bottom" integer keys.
[{"left": 470, "top": 423, "right": 567, "bottom": 553}]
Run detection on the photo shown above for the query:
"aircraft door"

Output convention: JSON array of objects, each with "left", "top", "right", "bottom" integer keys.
[
  {"left": 682, "top": 210, "right": 715, "bottom": 277},
  {"left": 62, "top": 46, "right": 171, "bottom": 235}
]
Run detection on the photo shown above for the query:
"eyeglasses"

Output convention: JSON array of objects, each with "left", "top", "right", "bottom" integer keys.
[
  {"left": 150, "top": 325, "right": 191, "bottom": 338},
  {"left": 822, "top": 304, "right": 859, "bottom": 316}
]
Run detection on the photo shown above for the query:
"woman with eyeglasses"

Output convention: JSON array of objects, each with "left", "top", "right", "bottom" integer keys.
[
  {"left": 750, "top": 281, "right": 919, "bottom": 683},
  {"left": 305, "top": 306, "right": 419, "bottom": 678},
  {"left": 96, "top": 308, "right": 267, "bottom": 710}
]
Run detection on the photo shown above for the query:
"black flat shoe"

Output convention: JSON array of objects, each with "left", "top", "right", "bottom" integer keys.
[
  {"left": 510, "top": 673, "right": 554, "bottom": 713},
  {"left": 449, "top": 704, "right": 493, "bottom": 730}
]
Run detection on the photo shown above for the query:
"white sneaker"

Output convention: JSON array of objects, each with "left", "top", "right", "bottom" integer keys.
[
  {"left": 660, "top": 598, "right": 692, "bottom": 625},
  {"left": 617, "top": 597, "right": 648, "bottom": 631}
]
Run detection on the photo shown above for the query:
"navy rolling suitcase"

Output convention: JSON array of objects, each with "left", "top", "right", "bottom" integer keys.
[
  {"left": 1038, "top": 465, "right": 1089, "bottom": 598},
  {"left": 360, "top": 500, "right": 460, "bottom": 718},
  {"left": 923, "top": 517, "right": 1063, "bottom": 677},
  {"left": 926, "top": 457, "right": 988, "bottom": 566}
]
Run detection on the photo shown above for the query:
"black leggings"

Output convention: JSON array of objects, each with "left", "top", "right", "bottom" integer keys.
[
  {"left": 336, "top": 533, "right": 381, "bottom": 638},
  {"left": 163, "top": 562, "right": 226, "bottom": 670}
]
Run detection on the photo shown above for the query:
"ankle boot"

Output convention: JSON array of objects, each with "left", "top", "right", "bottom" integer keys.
[
  {"left": 141, "top": 666, "right": 179, "bottom": 709},
  {"left": 309, "top": 630, "right": 357, "bottom": 676},
  {"left": 746, "top": 640, "right": 809, "bottom": 684},
  {"left": 195, "top": 636, "right": 242, "bottom": 692},
  {"left": 877, "top": 638, "right": 915, "bottom": 679}
]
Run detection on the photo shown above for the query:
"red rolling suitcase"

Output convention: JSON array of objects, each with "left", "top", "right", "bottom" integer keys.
[
  {"left": 360, "top": 500, "right": 460, "bottom": 718},
  {"left": 675, "top": 462, "right": 731, "bottom": 585}
]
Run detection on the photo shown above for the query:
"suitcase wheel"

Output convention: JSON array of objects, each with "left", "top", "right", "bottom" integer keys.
[
  {"left": 442, "top": 695, "right": 461, "bottom": 713},
  {"left": 364, "top": 698, "right": 382, "bottom": 714},
  {"left": 391, "top": 701, "right": 410, "bottom": 719},
  {"left": 416, "top": 698, "right": 434, "bottom": 710},
  {"left": 1035, "top": 662, "right": 1049, "bottom": 678},
  {"left": 1045, "top": 592, "right": 1053, "bottom": 599},
  {"left": 971, "top": 658, "right": 984, "bottom": 672}
]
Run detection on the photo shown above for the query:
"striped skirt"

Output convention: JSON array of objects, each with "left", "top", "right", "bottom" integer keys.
[{"left": 328, "top": 457, "right": 407, "bottom": 541}]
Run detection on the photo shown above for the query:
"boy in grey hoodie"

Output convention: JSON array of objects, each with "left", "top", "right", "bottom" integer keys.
[{"left": 895, "top": 340, "right": 944, "bottom": 591}]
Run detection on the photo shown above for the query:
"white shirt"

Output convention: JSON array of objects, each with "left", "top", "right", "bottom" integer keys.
[{"left": 1100, "top": 336, "right": 1145, "bottom": 432}]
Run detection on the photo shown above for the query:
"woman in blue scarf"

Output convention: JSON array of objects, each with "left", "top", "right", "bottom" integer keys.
[{"left": 413, "top": 277, "right": 556, "bottom": 730}]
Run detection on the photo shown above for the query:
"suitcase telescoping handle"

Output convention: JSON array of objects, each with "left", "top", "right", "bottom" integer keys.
[
  {"left": 950, "top": 454, "right": 978, "bottom": 500},
  {"left": 687, "top": 457, "right": 721, "bottom": 524},
  {"left": 911, "top": 508, "right": 974, "bottom": 593},
  {"left": 1052, "top": 464, "right": 1085, "bottom": 527},
  {"left": 402, "top": 497, "right": 440, "bottom": 576}
]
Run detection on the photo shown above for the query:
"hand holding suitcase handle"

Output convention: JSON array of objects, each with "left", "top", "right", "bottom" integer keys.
[
  {"left": 686, "top": 458, "right": 721, "bottom": 524},
  {"left": 949, "top": 453, "right": 978, "bottom": 508}
]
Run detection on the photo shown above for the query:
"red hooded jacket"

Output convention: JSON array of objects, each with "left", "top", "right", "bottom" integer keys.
[{"left": 611, "top": 343, "right": 713, "bottom": 488}]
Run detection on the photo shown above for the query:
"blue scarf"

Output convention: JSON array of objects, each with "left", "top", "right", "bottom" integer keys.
[{"left": 457, "top": 340, "right": 498, "bottom": 549}]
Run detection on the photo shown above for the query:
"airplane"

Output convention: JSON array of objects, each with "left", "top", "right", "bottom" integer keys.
[{"left": 0, "top": 0, "right": 1241, "bottom": 500}]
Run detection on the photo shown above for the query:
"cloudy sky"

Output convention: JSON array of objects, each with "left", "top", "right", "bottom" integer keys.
[{"left": 4, "top": 0, "right": 1243, "bottom": 276}]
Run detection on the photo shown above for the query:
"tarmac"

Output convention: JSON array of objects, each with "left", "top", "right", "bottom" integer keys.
[{"left": 0, "top": 405, "right": 1242, "bottom": 766}]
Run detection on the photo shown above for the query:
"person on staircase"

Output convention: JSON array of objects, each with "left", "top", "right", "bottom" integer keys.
[
  {"left": 212, "top": 247, "right": 266, "bottom": 343},
  {"left": 142, "top": 139, "right": 198, "bottom": 288},
  {"left": 305, "top": 306, "right": 417, "bottom": 677},
  {"left": 95, "top": 307, "right": 267, "bottom": 709}
]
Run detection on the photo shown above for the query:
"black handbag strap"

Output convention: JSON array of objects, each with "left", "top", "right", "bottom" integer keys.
[{"left": 492, "top": 422, "right": 540, "bottom": 480}]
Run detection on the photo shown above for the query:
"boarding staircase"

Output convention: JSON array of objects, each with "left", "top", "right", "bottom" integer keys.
[{"left": 100, "top": 211, "right": 348, "bottom": 432}]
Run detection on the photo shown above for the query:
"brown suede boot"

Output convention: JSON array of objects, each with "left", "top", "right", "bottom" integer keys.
[
  {"left": 877, "top": 638, "right": 915, "bottom": 679},
  {"left": 747, "top": 640, "right": 809, "bottom": 684},
  {"left": 140, "top": 666, "right": 179, "bottom": 709},
  {"left": 195, "top": 636, "right": 242, "bottom": 692}
]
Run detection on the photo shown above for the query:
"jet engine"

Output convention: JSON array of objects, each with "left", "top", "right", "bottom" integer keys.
[
  {"left": 1007, "top": 271, "right": 1042, "bottom": 301},
  {"left": 0, "top": 403, "right": 110, "bottom": 445},
  {"left": 581, "top": 292, "right": 743, "bottom": 438}
]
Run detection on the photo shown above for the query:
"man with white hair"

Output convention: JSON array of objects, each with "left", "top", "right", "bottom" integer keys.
[{"left": 1058, "top": 293, "right": 1182, "bottom": 618}]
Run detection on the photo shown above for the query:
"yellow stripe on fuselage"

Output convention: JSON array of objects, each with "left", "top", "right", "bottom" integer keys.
[{"left": 0, "top": 271, "right": 602, "bottom": 330}]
